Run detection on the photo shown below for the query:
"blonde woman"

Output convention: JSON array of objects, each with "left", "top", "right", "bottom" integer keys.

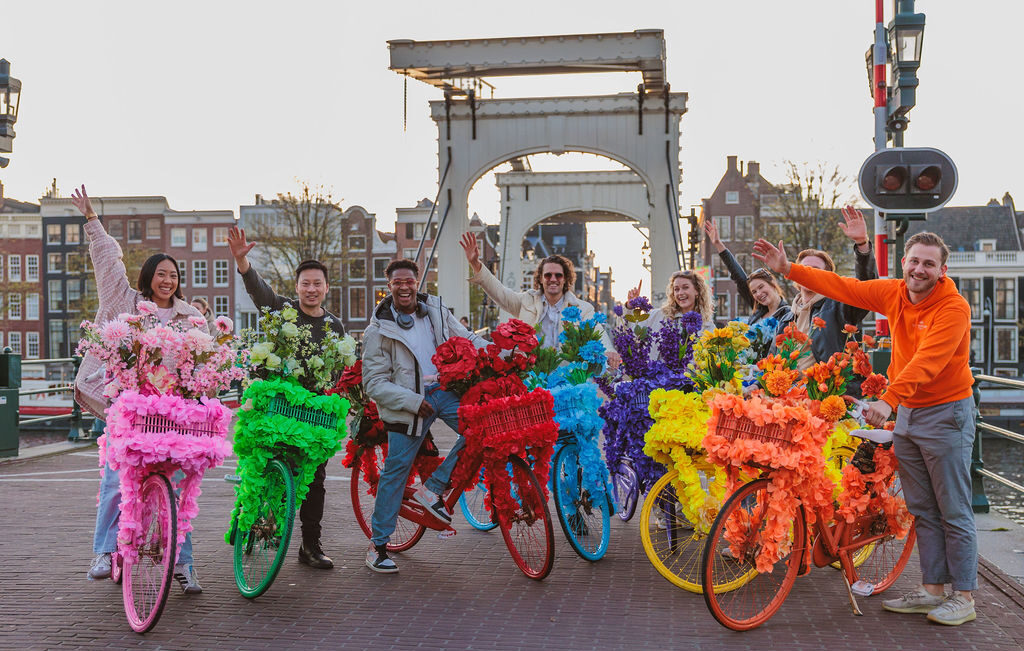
[{"left": 627, "top": 270, "right": 714, "bottom": 332}]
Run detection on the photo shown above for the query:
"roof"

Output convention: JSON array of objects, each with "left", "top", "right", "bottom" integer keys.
[{"left": 904, "top": 204, "right": 1022, "bottom": 252}]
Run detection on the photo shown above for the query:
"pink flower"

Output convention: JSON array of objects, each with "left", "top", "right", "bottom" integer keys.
[
  {"left": 145, "top": 366, "right": 177, "bottom": 394},
  {"left": 136, "top": 301, "right": 158, "bottom": 316},
  {"left": 213, "top": 316, "right": 233, "bottom": 334},
  {"left": 188, "top": 316, "right": 207, "bottom": 328},
  {"left": 99, "top": 319, "right": 131, "bottom": 345},
  {"left": 102, "top": 378, "right": 122, "bottom": 399}
]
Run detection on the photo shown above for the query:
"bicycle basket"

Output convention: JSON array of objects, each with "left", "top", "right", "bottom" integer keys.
[
  {"left": 266, "top": 395, "right": 339, "bottom": 430},
  {"left": 628, "top": 390, "right": 651, "bottom": 415},
  {"left": 714, "top": 411, "right": 796, "bottom": 450},
  {"left": 135, "top": 413, "right": 224, "bottom": 438}
]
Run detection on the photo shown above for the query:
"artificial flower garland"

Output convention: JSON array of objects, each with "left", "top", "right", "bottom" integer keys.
[
  {"left": 836, "top": 443, "right": 913, "bottom": 539},
  {"left": 227, "top": 376, "right": 349, "bottom": 542},
  {"left": 599, "top": 379, "right": 666, "bottom": 490},
  {"left": 643, "top": 389, "right": 727, "bottom": 531},
  {"left": 102, "top": 391, "right": 232, "bottom": 563},
  {"left": 549, "top": 382, "right": 612, "bottom": 506}
]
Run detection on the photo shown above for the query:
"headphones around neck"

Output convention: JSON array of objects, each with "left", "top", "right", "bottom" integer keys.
[{"left": 395, "top": 300, "right": 428, "bottom": 329}]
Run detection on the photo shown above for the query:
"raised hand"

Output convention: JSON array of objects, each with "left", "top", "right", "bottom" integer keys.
[
  {"left": 752, "top": 238, "right": 790, "bottom": 275},
  {"left": 838, "top": 205, "right": 869, "bottom": 248},
  {"left": 459, "top": 232, "right": 482, "bottom": 273},
  {"left": 626, "top": 279, "right": 643, "bottom": 301},
  {"left": 703, "top": 219, "right": 725, "bottom": 253},
  {"left": 227, "top": 226, "right": 256, "bottom": 273},
  {"left": 70, "top": 185, "right": 97, "bottom": 220}
]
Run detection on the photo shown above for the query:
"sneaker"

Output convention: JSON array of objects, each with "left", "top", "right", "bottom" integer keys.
[
  {"left": 412, "top": 485, "right": 452, "bottom": 524},
  {"left": 882, "top": 586, "right": 946, "bottom": 614},
  {"left": 365, "top": 544, "right": 398, "bottom": 574},
  {"left": 87, "top": 553, "right": 111, "bottom": 580},
  {"left": 173, "top": 563, "right": 203, "bottom": 595},
  {"left": 927, "top": 594, "right": 977, "bottom": 626}
]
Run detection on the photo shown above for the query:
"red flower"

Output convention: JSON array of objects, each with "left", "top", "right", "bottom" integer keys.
[
  {"left": 331, "top": 360, "right": 363, "bottom": 394},
  {"left": 461, "top": 375, "right": 528, "bottom": 406},
  {"left": 492, "top": 319, "right": 539, "bottom": 353},
  {"left": 812, "top": 317, "right": 827, "bottom": 329},
  {"left": 433, "top": 337, "right": 479, "bottom": 388},
  {"left": 843, "top": 324, "right": 858, "bottom": 334},
  {"left": 860, "top": 373, "right": 888, "bottom": 399}
]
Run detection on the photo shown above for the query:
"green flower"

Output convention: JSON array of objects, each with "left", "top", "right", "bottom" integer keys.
[{"left": 281, "top": 322, "right": 300, "bottom": 338}]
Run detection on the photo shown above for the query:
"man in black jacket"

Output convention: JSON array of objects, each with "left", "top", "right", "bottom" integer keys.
[{"left": 228, "top": 226, "right": 344, "bottom": 569}]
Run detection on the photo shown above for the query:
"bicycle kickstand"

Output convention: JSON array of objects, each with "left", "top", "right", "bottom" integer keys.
[{"left": 841, "top": 575, "right": 865, "bottom": 616}]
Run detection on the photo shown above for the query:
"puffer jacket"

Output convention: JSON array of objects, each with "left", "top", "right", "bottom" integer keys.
[{"left": 361, "top": 293, "right": 487, "bottom": 437}]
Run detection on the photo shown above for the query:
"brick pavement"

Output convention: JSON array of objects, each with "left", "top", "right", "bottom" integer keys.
[{"left": 1, "top": 431, "right": 1022, "bottom": 651}]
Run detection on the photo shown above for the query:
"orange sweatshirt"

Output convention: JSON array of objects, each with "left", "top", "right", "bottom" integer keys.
[{"left": 787, "top": 264, "right": 972, "bottom": 409}]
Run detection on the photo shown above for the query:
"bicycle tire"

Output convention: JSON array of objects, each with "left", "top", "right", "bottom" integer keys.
[
  {"left": 111, "top": 551, "right": 123, "bottom": 585},
  {"left": 458, "top": 476, "right": 498, "bottom": 532},
  {"left": 701, "top": 477, "right": 805, "bottom": 631},
  {"left": 841, "top": 468, "right": 917, "bottom": 594},
  {"left": 552, "top": 443, "right": 611, "bottom": 561},
  {"left": 122, "top": 473, "right": 177, "bottom": 634},
  {"left": 611, "top": 460, "right": 639, "bottom": 522},
  {"left": 349, "top": 446, "right": 426, "bottom": 552},
  {"left": 233, "top": 458, "right": 294, "bottom": 599},
  {"left": 498, "top": 455, "right": 555, "bottom": 580}
]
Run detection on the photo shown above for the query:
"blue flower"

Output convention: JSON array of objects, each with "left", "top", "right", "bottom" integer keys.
[
  {"left": 580, "top": 340, "right": 607, "bottom": 365},
  {"left": 561, "top": 305, "right": 582, "bottom": 323},
  {"left": 591, "top": 312, "right": 608, "bottom": 324}
]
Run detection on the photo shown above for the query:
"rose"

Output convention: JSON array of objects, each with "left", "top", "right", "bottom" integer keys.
[
  {"left": 280, "top": 322, "right": 300, "bottom": 338},
  {"left": 492, "top": 319, "right": 539, "bottom": 353},
  {"left": 280, "top": 306, "right": 299, "bottom": 321},
  {"left": 432, "top": 337, "right": 479, "bottom": 388},
  {"left": 137, "top": 301, "right": 158, "bottom": 316},
  {"left": 188, "top": 316, "right": 208, "bottom": 328},
  {"left": 265, "top": 353, "right": 282, "bottom": 369},
  {"left": 461, "top": 375, "right": 527, "bottom": 406}
]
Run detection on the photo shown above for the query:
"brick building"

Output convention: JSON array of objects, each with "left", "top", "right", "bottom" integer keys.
[{"left": 0, "top": 183, "right": 43, "bottom": 358}]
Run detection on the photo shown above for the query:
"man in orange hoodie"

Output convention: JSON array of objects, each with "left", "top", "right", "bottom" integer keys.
[{"left": 754, "top": 231, "right": 977, "bottom": 626}]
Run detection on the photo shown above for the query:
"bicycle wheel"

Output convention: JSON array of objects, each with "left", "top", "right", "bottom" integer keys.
[
  {"left": 827, "top": 446, "right": 875, "bottom": 569},
  {"left": 841, "top": 468, "right": 917, "bottom": 594},
  {"left": 111, "top": 551, "right": 123, "bottom": 585},
  {"left": 552, "top": 443, "right": 610, "bottom": 561},
  {"left": 350, "top": 446, "right": 426, "bottom": 552},
  {"left": 122, "top": 473, "right": 176, "bottom": 634},
  {"left": 701, "top": 478, "right": 805, "bottom": 631},
  {"left": 611, "top": 460, "right": 639, "bottom": 522},
  {"left": 498, "top": 455, "right": 555, "bottom": 580},
  {"left": 233, "top": 458, "right": 294, "bottom": 599},
  {"left": 458, "top": 474, "right": 498, "bottom": 532}
]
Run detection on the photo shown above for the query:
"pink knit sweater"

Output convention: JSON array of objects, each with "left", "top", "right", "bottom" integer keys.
[{"left": 73, "top": 219, "right": 207, "bottom": 419}]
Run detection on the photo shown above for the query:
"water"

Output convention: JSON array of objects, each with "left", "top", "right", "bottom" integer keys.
[{"left": 983, "top": 436, "right": 1024, "bottom": 525}]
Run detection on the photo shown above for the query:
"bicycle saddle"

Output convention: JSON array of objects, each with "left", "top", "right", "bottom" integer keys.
[{"left": 849, "top": 429, "right": 894, "bottom": 445}]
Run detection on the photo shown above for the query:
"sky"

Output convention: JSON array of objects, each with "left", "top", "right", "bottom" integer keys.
[{"left": 3, "top": 1, "right": 1022, "bottom": 300}]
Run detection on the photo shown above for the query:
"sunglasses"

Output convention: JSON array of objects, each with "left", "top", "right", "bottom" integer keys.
[
  {"left": 749, "top": 267, "right": 774, "bottom": 279},
  {"left": 543, "top": 272, "right": 564, "bottom": 279}
]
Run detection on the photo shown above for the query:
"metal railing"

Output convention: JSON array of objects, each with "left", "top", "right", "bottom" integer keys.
[
  {"left": 971, "top": 371, "right": 1024, "bottom": 513},
  {"left": 14, "top": 355, "right": 90, "bottom": 441}
]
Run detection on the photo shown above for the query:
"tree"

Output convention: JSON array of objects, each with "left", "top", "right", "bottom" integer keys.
[
  {"left": 763, "top": 160, "right": 861, "bottom": 275},
  {"left": 246, "top": 183, "right": 344, "bottom": 291},
  {"left": 65, "top": 241, "right": 158, "bottom": 318}
]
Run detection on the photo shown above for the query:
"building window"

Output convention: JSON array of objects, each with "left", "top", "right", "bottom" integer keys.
[
  {"left": 734, "top": 216, "right": 754, "bottom": 241},
  {"left": 26, "top": 255, "right": 38, "bottom": 281},
  {"left": 995, "top": 278, "right": 1016, "bottom": 320},
  {"left": 108, "top": 220, "right": 124, "bottom": 239},
  {"left": 715, "top": 293, "right": 730, "bottom": 319},
  {"left": 373, "top": 258, "right": 390, "bottom": 280},
  {"left": 214, "top": 260, "right": 229, "bottom": 287},
  {"left": 978, "top": 239, "right": 996, "bottom": 252},
  {"left": 128, "top": 220, "right": 143, "bottom": 243},
  {"left": 969, "top": 327, "right": 984, "bottom": 364},
  {"left": 26, "top": 332, "right": 39, "bottom": 359},
  {"left": 240, "top": 311, "right": 259, "bottom": 332},
  {"left": 47, "top": 253, "right": 63, "bottom": 274},
  {"left": 957, "top": 278, "right": 981, "bottom": 319},
  {"left": 737, "top": 253, "right": 753, "bottom": 274},
  {"left": 177, "top": 260, "right": 188, "bottom": 287},
  {"left": 67, "top": 280, "right": 81, "bottom": 312},
  {"left": 213, "top": 296, "right": 229, "bottom": 318},
  {"left": 7, "top": 293, "right": 21, "bottom": 320},
  {"left": 552, "top": 235, "right": 568, "bottom": 247},
  {"left": 65, "top": 223, "right": 81, "bottom": 244},
  {"left": 348, "top": 259, "right": 366, "bottom": 280},
  {"left": 404, "top": 248, "right": 418, "bottom": 262},
  {"left": 192, "top": 260, "right": 208, "bottom": 287},
  {"left": 8, "top": 332, "right": 21, "bottom": 355},
  {"left": 995, "top": 326, "right": 1018, "bottom": 362},
  {"left": 171, "top": 227, "right": 187, "bottom": 247},
  {"left": 725, "top": 191, "right": 740, "bottom": 204},
  {"left": 0, "top": 254, "right": 3, "bottom": 281},
  {"left": 374, "top": 286, "right": 388, "bottom": 306},
  {"left": 192, "top": 228, "right": 208, "bottom": 252},
  {"left": 48, "top": 280, "right": 63, "bottom": 312},
  {"left": 349, "top": 287, "right": 367, "bottom": 320},
  {"left": 48, "top": 320, "right": 64, "bottom": 358},
  {"left": 994, "top": 368, "right": 1019, "bottom": 378},
  {"left": 25, "top": 294, "right": 39, "bottom": 320},
  {"left": 8, "top": 255, "right": 21, "bottom": 282},
  {"left": 213, "top": 227, "right": 228, "bottom": 246},
  {"left": 349, "top": 235, "right": 366, "bottom": 251},
  {"left": 47, "top": 223, "right": 62, "bottom": 244},
  {"left": 713, "top": 216, "right": 731, "bottom": 241}
]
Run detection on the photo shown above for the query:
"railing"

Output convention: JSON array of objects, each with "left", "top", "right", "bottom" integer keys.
[
  {"left": 971, "top": 370, "right": 1024, "bottom": 512},
  {"left": 13, "top": 355, "right": 91, "bottom": 441},
  {"left": 948, "top": 250, "right": 1024, "bottom": 267}
]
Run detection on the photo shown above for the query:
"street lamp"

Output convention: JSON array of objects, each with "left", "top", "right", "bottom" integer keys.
[
  {"left": 887, "top": 9, "right": 925, "bottom": 129},
  {"left": 0, "top": 59, "right": 22, "bottom": 166}
]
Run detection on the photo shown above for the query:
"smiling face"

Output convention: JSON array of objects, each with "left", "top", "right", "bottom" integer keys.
[
  {"left": 540, "top": 262, "right": 566, "bottom": 301},
  {"left": 295, "top": 268, "right": 328, "bottom": 311},
  {"left": 748, "top": 277, "right": 779, "bottom": 308},
  {"left": 902, "top": 243, "right": 946, "bottom": 299},
  {"left": 388, "top": 267, "right": 418, "bottom": 313},
  {"left": 150, "top": 259, "right": 179, "bottom": 307},
  {"left": 671, "top": 276, "right": 696, "bottom": 312}
]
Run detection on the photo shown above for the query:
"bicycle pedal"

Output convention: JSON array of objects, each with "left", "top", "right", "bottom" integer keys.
[
  {"left": 851, "top": 580, "right": 875, "bottom": 597},
  {"left": 224, "top": 474, "right": 241, "bottom": 484},
  {"left": 437, "top": 528, "right": 457, "bottom": 541}
]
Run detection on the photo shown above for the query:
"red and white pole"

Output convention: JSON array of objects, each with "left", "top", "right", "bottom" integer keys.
[{"left": 872, "top": 0, "right": 890, "bottom": 337}]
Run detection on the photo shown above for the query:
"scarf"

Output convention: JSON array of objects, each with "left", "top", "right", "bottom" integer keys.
[{"left": 791, "top": 291, "right": 825, "bottom": 371}]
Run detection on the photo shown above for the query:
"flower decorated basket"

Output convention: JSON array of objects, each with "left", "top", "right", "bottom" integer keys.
[
  {"left": 549, "top": 382, "right": 611, "bottom": 504},
  {"left": 103, "top": 391, "right": 233, "bottom": 563},
  {"left": 227, "top": 376, "right": 349, "bottom": 542}
]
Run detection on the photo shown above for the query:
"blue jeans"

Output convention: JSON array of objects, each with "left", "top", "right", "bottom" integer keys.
[
  {"left": 92, "top": 421, "right": 194, "bottom": 565},
  {"left": 370, "top": 384, "right": 464, "bottom": 547}
]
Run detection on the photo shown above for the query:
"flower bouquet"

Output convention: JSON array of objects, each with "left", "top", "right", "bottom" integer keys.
[{"left": 77, "top": 303, "right": 245, "bottom": 561}]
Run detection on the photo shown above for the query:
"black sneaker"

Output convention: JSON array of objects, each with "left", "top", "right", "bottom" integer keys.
[
  {"left": 412, "top": 485, "right": 452, "bottom": 524},
  {"left": 365, "top": 544, "right": 398, "bottom": 574}
]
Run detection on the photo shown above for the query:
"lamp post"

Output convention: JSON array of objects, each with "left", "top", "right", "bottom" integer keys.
[
  {"left": 887, "top": 2, "right": 926, "bottom": 142},
  {"left": 0, "top": 59, "right": 22, "bottom": 167}
]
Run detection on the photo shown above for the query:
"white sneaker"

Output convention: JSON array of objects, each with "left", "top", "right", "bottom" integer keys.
[
  {"left": 881, "top": 586, "right": 946, "bottom": 614},
  {"left": 87, "top": 553, "right": 111, "bottom": 580},
  {"left": 927, "top": 594, "right": 976, "bottom": 626},
  {"left": 173, "top": 563, "right": 203, "bottom": 594},
  {"left": 365, "top": 544, "right": 398, "bottom": 574},
  {"left": 412, "top": 485, "right": 452, "bottom": 524}
]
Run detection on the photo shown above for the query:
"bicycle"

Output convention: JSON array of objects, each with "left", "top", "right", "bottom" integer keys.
[
  {"left": 457, "top": 470, "right": 498, "bottom": 532},
  {"left": 700, "top": 425, "right": 916, "bottom": 631}
]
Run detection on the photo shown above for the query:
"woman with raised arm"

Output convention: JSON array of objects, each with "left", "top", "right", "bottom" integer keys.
[
  {"left": 626, "top": 269, "right": 715, "bottom": 333},
  {"left": 71, "top": 185, "right": 209, "bottom": 594}
]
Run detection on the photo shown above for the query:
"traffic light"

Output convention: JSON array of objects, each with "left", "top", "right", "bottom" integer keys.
[{"left": 858, "top": 147, "right": 957, "bottom": 214}]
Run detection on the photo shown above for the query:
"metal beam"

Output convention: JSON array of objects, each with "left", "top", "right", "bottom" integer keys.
[{"left": 389, "top": 30, "right": 667, "bottom": 93}]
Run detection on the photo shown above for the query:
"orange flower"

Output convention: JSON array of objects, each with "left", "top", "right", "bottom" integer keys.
[
  {"left": 843, "top": 324, "right": 858, "bottom": 334},
  {"left": 812, "top": 317, "right": 826, "bottom": 329},
  {"left": 860, "top": 372, "right": 888, "bottom": 398},
  {"left": 817, "top": 382, "right": 829, "bottom": 392},
  {"left": 845, "top": 340, "right": 859, "bottom": 353},
  {"left": 819, "top": 394, "right": 847, "bottom": 421},
  {"left": 863, "top": 334, "right": 876, "bottom": 348},
  {"left": 852, "top": 351, "right": 872, "bottom": 377}
]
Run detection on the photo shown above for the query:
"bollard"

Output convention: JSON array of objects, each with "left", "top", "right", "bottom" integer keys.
[
  {"left": 969, "top": 368, "right": 989, "bottom": 514},
  {"left": 67, "top": 355, "right": 85, "bottom": 442},
  {"left": 0, "top": 346, "right": 21, "bottom": 457}
]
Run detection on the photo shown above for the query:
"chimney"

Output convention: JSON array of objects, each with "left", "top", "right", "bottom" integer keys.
[
  {"left": 747, "top": 162, "right": 760, "bottom": 179},
  {"left": 727, "top": 155, "right": 738, "bottom": 172},
  {"left": 255, "top": 193, "right": 263, "bottom": 205},
  {"left": 0, "top": 180, "right": 4, "bottom": 210}
]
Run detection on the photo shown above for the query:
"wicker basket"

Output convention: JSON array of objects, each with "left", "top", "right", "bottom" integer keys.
[
  {"left": 135, "top": 413, "right": 225, "bottom": 439},
  {"left": 628, "top": 391, "right": 651, "bottom": 415},
  {"left": 715, "top": 411, "right": 796, "bottom": 450},
  {"left": 266, "top": 395, "right": 339, "bottom": 430},
  {"left": 470, "top": 395, "right": 553, "bottom": 440}
]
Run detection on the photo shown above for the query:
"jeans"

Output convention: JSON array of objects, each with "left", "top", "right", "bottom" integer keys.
[
  {"left": 92, "top": 421, "right": 194, "bottom": 565},
  {"left": 893, "top": 396, "right": 978, "bottom": 591},
  {"left": 370, "top": 384, "right": 464, "bottom": 547}
]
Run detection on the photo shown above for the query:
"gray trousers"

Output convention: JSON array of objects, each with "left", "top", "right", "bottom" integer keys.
[{"left": 893, "top": 395, "right": 978, "bottom": 591}]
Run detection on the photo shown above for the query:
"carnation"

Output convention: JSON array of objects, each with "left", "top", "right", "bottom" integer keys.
[
  {"left": 561, "top": 305, "right": 582, "bottom": 323},
  {"left": 99, "top": 319, "right": 131, "bottom": 345},
  {"left": 188, "top": 316, "right": 208, "bottom": 328},
  {"left": 136, "top": 301, "right": 159, "bottom": 316},
  {"left": 819, "top": 394, "right": 848, "bottom": 421}
]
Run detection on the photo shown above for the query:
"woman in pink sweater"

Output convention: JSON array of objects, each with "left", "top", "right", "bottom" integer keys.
[{"left": 71, "top": 185, "right": 210, "bottom": 594}]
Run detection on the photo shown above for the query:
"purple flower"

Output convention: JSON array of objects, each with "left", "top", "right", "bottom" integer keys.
[
  {"left": 625, "top": 296, "right": 654, "bottom": 312},
  {"left": 613, "top": 304, "right": 624, "bottom": 317},
  {"left": 680, "top": 310, "right": 703, "bottom": 334}
]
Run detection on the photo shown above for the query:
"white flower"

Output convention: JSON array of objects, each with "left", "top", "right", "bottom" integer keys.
[
  {"left": 280, "top": 306, "right": 298, "bottom": 322},
  {"left": 309, "top": 356, "right": 325, "bottom": 369},
  {"left": 265, "top": 353, "right": 282, "bottom": 369},
  {"left": 251, "top": 342, "right": 274, "bottom": 363}
]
